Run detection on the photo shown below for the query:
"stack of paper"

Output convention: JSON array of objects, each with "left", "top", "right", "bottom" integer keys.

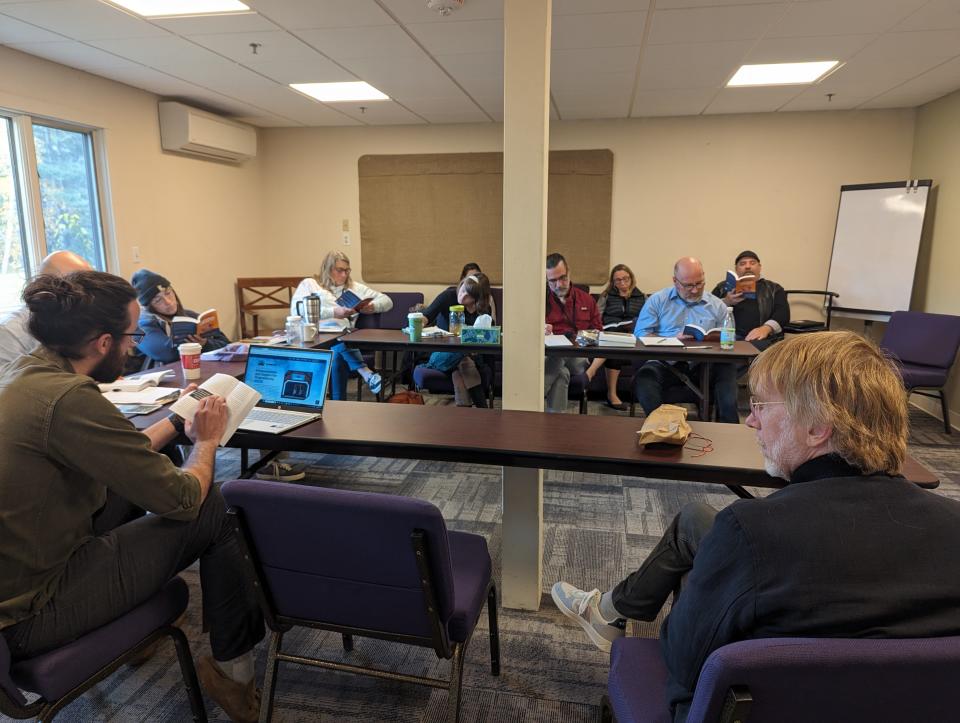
[
  {"left": 598, "top": 331, "right": 636, "bottom": 346},
  {"left": 102, "top": 387, "right": 180, "bottom": 405},
  {"left": 638, "top": 336, "right": 684, "bottom": 347},
  {"left": 545, "top": 335, "right": 573, "bottom": 347}
]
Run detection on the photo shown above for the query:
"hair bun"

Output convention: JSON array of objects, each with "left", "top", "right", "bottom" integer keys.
[{"left": 23, "top": 275, "right": 82, "bottom": 312}]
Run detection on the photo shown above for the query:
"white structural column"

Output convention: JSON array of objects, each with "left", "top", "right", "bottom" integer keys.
[{"left": 501, "top": 0, "right": 551, "bottom": 610}]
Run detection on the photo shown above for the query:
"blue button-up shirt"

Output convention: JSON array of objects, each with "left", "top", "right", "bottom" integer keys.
[{"left": 633, "top": 286, "right": 728, "bottom": 338}]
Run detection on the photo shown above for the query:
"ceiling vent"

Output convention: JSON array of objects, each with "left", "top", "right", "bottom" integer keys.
[
  {"left": 426, "top": 0, "right": 463, "bottom": 16},
  {"left": 158, "top": 102, "right": 257, "bottom": 163}
]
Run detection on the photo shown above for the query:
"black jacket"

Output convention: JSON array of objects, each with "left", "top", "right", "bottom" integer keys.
[
  {"left": 598, "top": 288, "right": 646, "bottom": 331},
  {"left": 662, "top": 456, "right": 960, "bottom": 720},
  {"left": 710, "top": 277, "right": 788, "bottom": 339}
]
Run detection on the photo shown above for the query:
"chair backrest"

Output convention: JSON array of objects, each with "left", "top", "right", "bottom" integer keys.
[
  {"left": 784, "top": 290, "right": 839, "bottom": 330},
  {"left": 381, "top": 292, "right": 424, "bottom": 329},
  {"left": 881, "top": 311, "right": 960, "bottom": 370},
  {"left": 687, "top": 636, "right": 960, "bottom": 722},
  {"left": 221, "top": 480, "right": 455, "bottom": 644},
  {"left": 490, "top": 287, "right": 503, "bottom": 323},
  {"left": 236, "top": 276, "right": 304, "bottom": 338}
]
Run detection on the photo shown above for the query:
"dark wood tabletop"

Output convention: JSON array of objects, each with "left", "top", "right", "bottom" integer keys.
[{"left": 340, "top": 328, "right": 501, "bottom": 353}]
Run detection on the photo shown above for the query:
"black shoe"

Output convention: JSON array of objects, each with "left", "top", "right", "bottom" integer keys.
[{"left": 604, "top": 400, "right": 628, "bottom": 411}]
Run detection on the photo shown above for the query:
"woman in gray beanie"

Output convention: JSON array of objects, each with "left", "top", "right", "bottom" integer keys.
[{"left": 131, "top": 268, "right": 230, "bottom": 367}]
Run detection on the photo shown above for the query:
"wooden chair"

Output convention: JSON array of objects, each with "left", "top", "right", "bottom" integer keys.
[{"left": 235, "top": 277, "right": 303, "bottom": 338}]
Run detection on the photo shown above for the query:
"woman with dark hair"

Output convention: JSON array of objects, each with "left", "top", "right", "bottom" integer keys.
[
  {"left": 417, "top": 272, "right": 496, "bottom": 408},
  {"left": 587, "top": 264, "right": 646, "bottom": 411},
  {"left": 131, "top": 269, "right": 230, "bottom": 367},
  {"left": 460, "top": 262, "right": 482, "bottom": 280}
]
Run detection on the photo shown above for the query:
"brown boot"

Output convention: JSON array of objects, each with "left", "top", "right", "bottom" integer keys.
[{"left": 197, "top": 656, "right": 261, "bottom": 723}]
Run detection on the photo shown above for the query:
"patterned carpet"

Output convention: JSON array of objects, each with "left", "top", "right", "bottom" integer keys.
[{"left": 5, "top": 404, "right": 958, "bottom": 723}]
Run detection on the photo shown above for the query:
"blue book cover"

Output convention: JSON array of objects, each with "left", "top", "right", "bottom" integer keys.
[{"left": 724, "top": 270, "right": 757, "bottom": 299}]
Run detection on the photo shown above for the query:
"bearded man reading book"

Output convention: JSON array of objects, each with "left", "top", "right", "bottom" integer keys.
[
  {"left": 631, "top": 257, "right": 739, "bottom": 423},
  {"left": 0, "top": 271, "right": 264, "bottom": 723},
  {"left": 710, "top": 250, "right": 789, "bottom": 351}
]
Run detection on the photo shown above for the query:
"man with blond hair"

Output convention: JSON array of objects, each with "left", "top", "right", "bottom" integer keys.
[{"left": 553, "top": 331, "right": 960, "bottom": 721}]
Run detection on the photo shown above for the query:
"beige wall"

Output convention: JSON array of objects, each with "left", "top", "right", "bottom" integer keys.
[
  {"left": 260, "top": 110, "right": 915, "bottom": 321},
  {"left": 910, "top": 88, "right": 960, "bottom": 428},
  {"left": 0, "top": 47, "right": 264, "bottom": 337}
]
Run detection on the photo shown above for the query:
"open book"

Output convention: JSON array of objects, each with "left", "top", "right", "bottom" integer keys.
[
  {"left": 598, "top": 331, "right": 636, "bottom": 346},
  {"left": 682, "top": 324, "right": 721, "bottom": 342},
  {"left": 98, "top": 369, "right": 173, "bottom": 393},
  {"left": 169, "top": 373, "right": 261, "bottom": 446},
  {"left": 724, "top": 271, "right": 757, "bottom": 299},
  {"left": 171, "top": 308, "right": 219, "bottom": 343},
  {"left": 638, "top": 336, "right": 684, "bottom": 347}
]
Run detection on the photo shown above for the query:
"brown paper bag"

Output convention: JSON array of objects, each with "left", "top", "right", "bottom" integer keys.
[{"left": 637, "top": 404, "right": 691, "bottom": 447}]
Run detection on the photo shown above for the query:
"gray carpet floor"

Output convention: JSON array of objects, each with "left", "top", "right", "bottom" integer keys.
[{"left": 5, "top": 401, "right": 958, "bottom": 722}]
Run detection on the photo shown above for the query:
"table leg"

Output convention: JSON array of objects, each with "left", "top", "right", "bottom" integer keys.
[
  {"left": 699, "top": 363, "right": 711, "bottom": 420},
  {"left": 501, "top": 467, "right": 543, "bottom": 610}
]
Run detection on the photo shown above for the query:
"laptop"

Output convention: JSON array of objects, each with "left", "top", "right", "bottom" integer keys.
[{"left": 237, "top": 344, "right": 333, "bottom": 434}]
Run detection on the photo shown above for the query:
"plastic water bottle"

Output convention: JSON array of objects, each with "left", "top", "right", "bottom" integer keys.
[
  {"left": 285, "top": 314, "right": 303, "bottom": 346},
  {"left": 720, "top": 307, "right": 736, "bottom": 350}
]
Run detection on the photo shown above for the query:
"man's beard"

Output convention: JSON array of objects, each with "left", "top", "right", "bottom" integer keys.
[
  {"left": 760, "top": 436, "right": 791, "bottom": 481},
  {"left": 89, "top": 343, "right": 127, "bottom": 383}
]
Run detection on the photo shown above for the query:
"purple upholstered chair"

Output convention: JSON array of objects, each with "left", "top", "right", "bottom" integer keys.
[
  {"left": 604, "top": 635, "right": 960, "bottom": 723},
  {"left": 0, "top": 577, "right": 206, "bottom": 722},
  {"left": 221, "top": 479, "right": 499, "bottom": 722},
  {"left": 353, "top": 291, "right": 425, "bottom": 398},
  {"left": 881, "top": 310, "right": 960, "bottom": 434}
]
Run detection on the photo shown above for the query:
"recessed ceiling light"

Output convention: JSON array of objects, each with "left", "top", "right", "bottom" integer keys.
[
  {"left": 727, "top": 61, "right": 840, "bottom": 87},
  {"left": 103, "top": 0, "right": 251, "bottom": 18},
  {"left": 290, "top": 82, "right": 390, "bottom": 103}
]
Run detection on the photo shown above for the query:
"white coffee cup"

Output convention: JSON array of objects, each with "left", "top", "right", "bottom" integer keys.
[
  {"left": 178, "top": 342, "right": 203, "bottom": 380},
  {"left": 302, "top": 322, "right": 318, "bottom": 343}
]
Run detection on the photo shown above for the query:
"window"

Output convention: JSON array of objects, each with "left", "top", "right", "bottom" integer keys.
[{"left": 0, "top": 113, "right": 110, "bottom": 312}]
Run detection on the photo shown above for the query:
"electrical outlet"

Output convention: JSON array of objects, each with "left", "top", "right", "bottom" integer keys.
[
  {"left": 132, "top": 246, "right": 140, "bottom": 262},
  {"left": 342, "top": 232, "right": 351, "bottom": 245},
  {"left": 341, "top": 218, "right": 350, "bottom": 232}
]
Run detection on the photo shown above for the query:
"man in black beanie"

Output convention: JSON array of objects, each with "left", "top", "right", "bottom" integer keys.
[{"left": 711, "top": 250, "right": 788, "bottom": 351}]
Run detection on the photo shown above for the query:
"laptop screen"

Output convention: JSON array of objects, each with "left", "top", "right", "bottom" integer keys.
[{"left": 243, "top": 345, "right": 333, "bottom": 412}]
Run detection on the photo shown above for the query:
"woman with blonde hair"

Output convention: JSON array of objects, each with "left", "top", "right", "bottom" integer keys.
[{"left": 291, "top": 250, "right": 393, "bottom": 400}]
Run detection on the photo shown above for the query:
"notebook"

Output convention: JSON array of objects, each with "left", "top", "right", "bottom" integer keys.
[{"left": 238, "top": 345, "right": 333, "bottom": 434}]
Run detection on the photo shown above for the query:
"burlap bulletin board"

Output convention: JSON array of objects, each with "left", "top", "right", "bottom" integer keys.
[{"left": 358, "top": 149, "right": 613, "bottom": 285}]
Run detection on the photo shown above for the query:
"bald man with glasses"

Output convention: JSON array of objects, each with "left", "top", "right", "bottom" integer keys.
[{"left": 631, "top": 257, "right": 739, "bottom": 423}]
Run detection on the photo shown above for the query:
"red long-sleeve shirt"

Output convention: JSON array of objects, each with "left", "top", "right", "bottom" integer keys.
[{"left": 545, "top": 286, "right": 602, "bottom": 337}]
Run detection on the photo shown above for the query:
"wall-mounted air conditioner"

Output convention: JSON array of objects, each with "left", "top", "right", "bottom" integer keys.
[{"left": 158, "top": 102, "right": 257, "bottom": 163}]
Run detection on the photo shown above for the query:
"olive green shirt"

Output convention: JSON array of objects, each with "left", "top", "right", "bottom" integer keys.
[{"left": 0, "top": 348, "right": 201, "bottom": 628}]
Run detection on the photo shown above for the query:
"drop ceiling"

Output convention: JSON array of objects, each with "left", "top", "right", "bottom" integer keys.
[{"left": 2, "top": 0, "right": 959, "bottom": 127}]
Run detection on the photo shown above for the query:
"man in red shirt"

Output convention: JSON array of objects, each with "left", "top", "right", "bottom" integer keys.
[{"left": 544, "top": 253, "right": 602, "bottom": 412}]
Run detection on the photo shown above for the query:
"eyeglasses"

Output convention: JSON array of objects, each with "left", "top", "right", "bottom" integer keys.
[
  {"left": 675, "top": 278, "right": 705, "bottom": 291},
  {"left": 613, "top": 276, "right": 632, "bottom": 285},
  {"left": 150, "top": 286, "right": 176, "bottom": 305},
  {"left": 749, "top": 396, "right": 785, "bottom": 416},
  {"left": 121, "top": 330, "right": 145, "bottom": 344},
  {"left": 332, "top": 266, "right": 351, "bottom": 274}
]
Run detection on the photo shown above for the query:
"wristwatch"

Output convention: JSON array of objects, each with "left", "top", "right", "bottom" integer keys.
[{"left": 167, "top": 412, "right": 185, "bottom": 436}]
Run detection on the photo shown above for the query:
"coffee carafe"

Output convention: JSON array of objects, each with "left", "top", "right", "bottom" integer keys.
[{"left": 295, "top": 293, "right": 322, "bottom": 325}]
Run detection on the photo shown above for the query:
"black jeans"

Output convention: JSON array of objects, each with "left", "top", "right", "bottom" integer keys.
[
  {"left": 610, "top": 502, "right": 718, "bottom": 620},
  {"left": 3, "top": 485, "right": 264, "bottom": 662},
  {"left": 632, "top": 360, "right": 739, "bottom": 423}
]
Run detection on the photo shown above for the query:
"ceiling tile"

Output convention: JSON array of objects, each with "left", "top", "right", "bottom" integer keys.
[
  {"left": 648, "top": 3, "right": 786, "bottom": 45},
  {"left": 418, "top": 109, "right": 491, "bottom": 124},
  {"left": 297, "top": 24, "right": 423, "bottom": 60},
  {"left": 552, "top": 71, "right": 635, "bottom": 99},
  {"left": 766, "top": 0, "right": 928, "bottom": 38},
  {"left": 779, "top": 87, "right": 871, "bottom": 111},
  {"left": 151, "top": 10, "right": 280, "bottom": 35},
  {"left": 0, "top": 13, "right": 67, "bottom": 42},
  {"left": 389, "top": 94, "right": 483, "bottom": 114},
  {"left": 188, "top": 30, "right": 355, "bottom": 84},
  {"left": 557, "top": 100, "right": 629, "bottom": 119},
  {"left": 551, "top": 46, "right": 640, "bottom": 76},
  {"left": 378, "top": 0, "right": 503, "bottom": 24},
  {"left": 553, "top": 0, "right": 648, "bottom": 13},
  {"left": 860, "top": 55, "right": 960, "bottom": 108},
  {"left": 245, "top": 0, "right": 392, "bottom": 30},
  {"left": 631, "top": 87, "right": 715, "bottom": 116},
  {"left": 894, "top": 0, "right": 960, "bottom": 31},
  {"left": 1, "top": 0, "right": 169, "bottom": 40},
  {"left": 745, "top": 34, "right": 877, "bottom": 64},
  {"left": 703, "top": 85, "right": 806, "bottom": 114},
  {"left": 406, "top": 18, "right": 502, "bottom": 55},
  {"left": 326, "top": 99, "right": 425, "bottom": 124},
  {"left": 435, "top": 51, "right": 502, "bottom": 98},
  {"left": 636, "top": 40, "right": 751, "bottom": 90},
  {"left": 341, "top": 53, "right": 462, "bottom": 98},
  {"left": 551, "top": 11, "right": 646, "bottom": 49}
]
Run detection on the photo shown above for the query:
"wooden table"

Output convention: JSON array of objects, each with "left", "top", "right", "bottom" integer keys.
[
  {"left": 131, "top": 359, "right": 939, "bottom": 610},
  {"left": 342, "top": 329, "right": 758, "bottom": 417}
]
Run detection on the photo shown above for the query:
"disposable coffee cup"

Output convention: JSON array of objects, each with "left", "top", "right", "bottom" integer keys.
[
  {"left": 407, "top": 312, "right": 425, "bottom": 342},
  {"left": 302, "top": 322, "right": 318, "bottom": 343},
  {"left": 178, "top": 342, "right": 202, "bottom": 380}
]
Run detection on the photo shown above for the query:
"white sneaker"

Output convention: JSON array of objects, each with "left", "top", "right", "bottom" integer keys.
[
  {"left": 551, "top": 581, "right": 625, "bottom": 653},
  {"left": 255, "top": 461, "right": 306, "bottom": 482},
  {"left": 366, "top": 372, "right": 382, "bottom": 395}
]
